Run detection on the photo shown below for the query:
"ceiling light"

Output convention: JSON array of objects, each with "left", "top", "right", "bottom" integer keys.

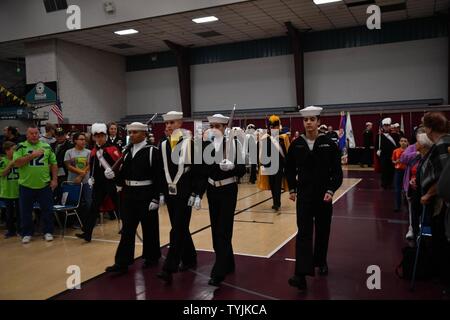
[
  {"left": 192, "top": 16, "right": 219, "bottom": 24},
  {"left": 114, "top": 29, "right": 139, "bottom": 35},
  {"left": 313, "top": 0, "right": 342, "bottom": 4}
]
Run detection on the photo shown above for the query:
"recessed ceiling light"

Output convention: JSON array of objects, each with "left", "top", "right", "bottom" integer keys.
[
  {"left": 114, "top": 29, "right": 139, "bottom": 35},
  {"left": 192, "top": 16, "right": 219, "bottom": 24},
  {"left": 313, "top": 0, "right": 342, "bottom": 4}
]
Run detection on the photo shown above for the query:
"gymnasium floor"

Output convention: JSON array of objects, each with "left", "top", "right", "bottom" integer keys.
[{"left": 0, "top": 167, "right": 446, "bottom": 300}]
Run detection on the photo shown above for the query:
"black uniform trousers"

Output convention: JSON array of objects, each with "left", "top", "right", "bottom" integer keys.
[
  {"left": 380, "top": 156, "right": 395, "bottom": 189},
  {"left": 249, "top": 164, "right": 257, "bottom": 184},
  {"left": 115, "top": 186, "right": 161, "bottom": 266},
  {"left": 207, "top": 183, "right": 238, "bottom": 278},
  {"left": 268, "top": 168, "right": 283, "bottom": 208},
  {"left": 163, "top": 194, "right": 197, "bottom": 273},
  {"left": 295, "top": 195, "right": 333, "bottom": 276},
  {"left": 363, "top": 147, "right": 373, "bottom": 166},
  {"left": 83, "top": 182, "right": 119, "bottom": 238}
]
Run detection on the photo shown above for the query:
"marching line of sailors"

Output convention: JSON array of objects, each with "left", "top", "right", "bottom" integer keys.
[{"left": 78, "top": 107, "right": 342, "bottom": 291}]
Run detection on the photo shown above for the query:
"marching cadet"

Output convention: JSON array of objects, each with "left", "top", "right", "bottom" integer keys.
[
  {"left": 201, "top": 114, "right": 246, "bottom": 286},
  {"left": 257, "top": 115, "right": 290, "bottom": 212},
  {"left": 285, "top": 106, "right": 343, "bottom": 292},
  {"left": 105, "top": 122, "right": 162, "bottom": 273},
  {"left": 157, "top": 111, "right": 202, "bottom": 284},
  {"left": 76, "top": 123, "right": 121, "bottom": 242},
  {"left": 376, "top": 117, "right": 399, "bottom": 189},
  {"left": 244, "top": 124, "right": 258, "bottom": 184},
  {"left": 362, "top": 122, "right": 374, "bottom": 167}
]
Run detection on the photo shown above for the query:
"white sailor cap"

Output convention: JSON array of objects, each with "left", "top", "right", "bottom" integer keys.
[
  {"left": 392, "top": 123, "right": 400, "bottom": 128},
  {"left": 207, "top": 114, "right": 229, "bottom": 124},
  {"left": 126, "top": 122, "right": 148, "bottom": 132},
  {"left": 91, "top": 123, "right": 107, "bottom": 135},
  {"left": 319, "top": 124, "right": 328, "bottom": 130},
  {"left": 299, "top": 106, "right": 323, "bottom": 117},
  {"left": 162, "top": 111, "right": 183, "bottom": 121},
  {"left": 246, "top": 124, "right": 256, "bottom": 130},
  {"left": 382, "top": 118, "right": 392, "bottom": 126},
  {"left": 366, "top": 122, "right": 373, "bottom": 126}
]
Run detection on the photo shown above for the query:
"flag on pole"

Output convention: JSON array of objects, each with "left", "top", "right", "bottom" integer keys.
[
  {"left": 400, "top": 114, "right": 405, "bottom": 134},
  {"left": 338, "top": 111, "right": 347, "bottom": 151},
  {"left": 51, "top": 101, "right": 64, "bottom": 124},
  {"left": 346, "top": 111, "right": 356, "bottom": 148}
]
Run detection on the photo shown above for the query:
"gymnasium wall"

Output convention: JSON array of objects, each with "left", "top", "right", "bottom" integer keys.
[{"left": 126, "top": 37, "right": 448, "bottom": 115}]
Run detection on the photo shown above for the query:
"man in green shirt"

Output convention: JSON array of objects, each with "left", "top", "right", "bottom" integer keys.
[
  {"left": 0, "top": 141, "right": 20, "bottom": 238},
  {"left": 13, "top": 126, "right": 58, "bottom": 244}
]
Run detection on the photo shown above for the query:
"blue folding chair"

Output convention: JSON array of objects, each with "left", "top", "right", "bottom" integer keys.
[
  {"left": 410, "top": 206, "right": 432, "bottom": 291},
  {"left": 53, "top": 182, "right": 83, "bottom": 237}
]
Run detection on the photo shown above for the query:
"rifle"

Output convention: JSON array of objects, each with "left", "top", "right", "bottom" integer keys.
[
  {"left": 111, "top": 113, "right": 158, "bottom": 171},
  {"left": 225, "top": 105, "right": 236, "bottom": 160}
]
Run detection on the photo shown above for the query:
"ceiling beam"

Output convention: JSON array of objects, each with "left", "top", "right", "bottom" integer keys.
[
  {"left": 164, "top": 40, "right": 192, "bottom": 117},
  {"left": 285, "top": 21, "right": 305, "bottom": 108}
]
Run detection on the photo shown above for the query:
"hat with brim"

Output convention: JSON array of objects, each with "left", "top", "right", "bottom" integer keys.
[
  {"left": 208, "top": 114, "right": 229, "bottom": 124},
  {"left": 162, "top": 111, "right": 183, "bottom": 121},
  {"left": 300, "top": 106, "right": 323, "bottom": 117},
  {"left": 127, "top": 122, "right": 148, "bottom": 131},
  {"left": 382, "top": 118, "right": 392, "bottom": 126}
]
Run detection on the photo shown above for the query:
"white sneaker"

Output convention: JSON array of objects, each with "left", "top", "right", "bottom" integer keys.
[
  {"left": 44, "top": 233, "right": 54, "bottom": 242},
  {"left": 22, "top": 236, "right": 32, "bottom": 244},
  {"left": 405, "top": 227, "right": 414, "bottom": 240}
]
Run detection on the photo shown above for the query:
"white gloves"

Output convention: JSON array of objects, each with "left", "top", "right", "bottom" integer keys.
[
  {"left": 376, "top": 150, "right": 381, "bottom": 157},
  {"left": 219, "top": 159, "right": 235, "bottom": 172},
  {"left": 88, "top": 177, "right": 95, "bottom": 187},
  {"left": 188, "top": 195, "right": 202, "bottom": 210},
  {"left": 193, "top": 196, "right": 201, "bottom": 210},
  {"left": 148, "top": 199, "right": 159, "bottom": 211},
  {"left": 116, "top": 186, "right": 123, "bottom": 193},
  {"left": 159, "top": 194, "right": 165, "bottom": 206},
  {"left": 104, "top": 168, "right": 115, "bottom": 179}
]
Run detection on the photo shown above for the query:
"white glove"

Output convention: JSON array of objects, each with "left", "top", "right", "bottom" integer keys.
[
  {"left": 219, "top": 159, "right": 235, "bottom": 172},
  {"left": 116, "top": 186, "right": 123, "bottom": 193},
  {"left": 193, "top": 196, "right": 201, "bottom": 210},
  {"left": 376, "top": 150, "right": 381, "bottom": 157},
  {"left": 104, "top": 168, "right": 115, "bottom": 179},
  {"left": 88, "top": 177, "right": 95, "bottom": 187},
  {"left": 187, "top": 195, "right": 195, "bottom": 207},
  {"left": 159, "top": 194, "right": 165, "bottom": 206},
  {"left": 148, "top": 199, "right": 159, "bottom": 211}
]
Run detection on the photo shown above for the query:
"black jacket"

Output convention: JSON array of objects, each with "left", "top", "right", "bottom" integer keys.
[
  {"left": 286, "top": 134, "right": 343, "bottom": 200},
  {"left": 51, "top": 140, "right": 74, "bottom": 176},
  {"left": 116, "top": 142, "right": 162, "bottom": 201},
  {"left": 363, "top": 130, "right": 374, "bottom": 148}
]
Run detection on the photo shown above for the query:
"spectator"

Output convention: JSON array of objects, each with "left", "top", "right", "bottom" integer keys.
[
  {"left": 64, "top": 132, "right": 92, "bottom": 228},
  {"left": 13, "top": 126, "right": 58, "bottom": 244},
  {"left": 107, "top": 122, "right": 124, "bottom": 150},
  {"left": 420, "top": 111, "right": 450, "bottom": 295},
  {"left": 3, "top": 126, "right": 20, "bottom": 145},
  {"left": 392, "top": 136, "right": 409, "bottom": 212},
  {"left": 39, "top": 123, "right": 56, "bottom": 145},
  {"left": 326, "top": 126, "right": 339, "bottom": 145},
  {"left": 51, "top": 127, "right": 74, "bottom": 186},
  {"left": 0, "top": 141, "right": 20, "bottom": 238},
  {"left": 362, "top": 122, "right": 374, "bottom": 167}
]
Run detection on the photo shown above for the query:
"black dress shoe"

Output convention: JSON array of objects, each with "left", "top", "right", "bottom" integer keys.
[
  {"left": 208, "top": 276, "right": 225, "bottom": 287},
  {"left": 143, "top": 259, "right": 159, "bottom": 269},
  {"left": 288, "top": 275, "right": 307, "bottom": 291},
  {"left": 105, "top": 264, "right": 128, "bottom": 274},
  {"left": 157, "top": 271, "right": 173, "bottom": 284},
  {"left": 318, "top": 264, "right": 329, "bottom": 276},
  {"left": 75, "top": 233, "right": 91, "bottom": 243},
  {"left": 179, "top": 262, "right": 197, "bottom": 272}
]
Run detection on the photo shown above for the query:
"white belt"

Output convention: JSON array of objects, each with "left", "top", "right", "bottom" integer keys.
[
  {"left": 125, "top": 180, "right": 153, "bottom": 187},
  {"left": 208, "top": 177, "right": 237, "bottom": 187}
]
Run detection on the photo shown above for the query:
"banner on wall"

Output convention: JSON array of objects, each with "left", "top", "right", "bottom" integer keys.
[{"left": 25, "top": 81, "right": 58, "bottom": 104}]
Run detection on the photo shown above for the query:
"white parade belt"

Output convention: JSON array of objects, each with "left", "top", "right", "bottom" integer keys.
[
  {"left": 208, "top": 177, "right": 237, "bottom": 187},
  {"left": 125, "top": 180, "right": 153, "bottom": 187}
]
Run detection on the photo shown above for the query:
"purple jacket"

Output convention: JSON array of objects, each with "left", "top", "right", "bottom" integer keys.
[{"left": 399, "top": 144, "right": 418, "bottom": 192}]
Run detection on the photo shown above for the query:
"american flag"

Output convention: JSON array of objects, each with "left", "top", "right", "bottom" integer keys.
[{"left": 51, "top": 101, "right": 64, "bottom": 124}]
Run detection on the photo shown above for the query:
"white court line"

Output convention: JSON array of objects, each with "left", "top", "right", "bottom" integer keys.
[
  {"left": 285, "top": 258, "right": 296, "bottom": 262},
  {"left": 64, "top": 236, "right": 143, "bottom": 245},
  {"left": 195, "top": 248, "right": 269, "bottom": 259}
]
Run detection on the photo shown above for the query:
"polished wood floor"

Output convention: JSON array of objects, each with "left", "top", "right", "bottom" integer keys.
[{"left": 0, "top": 176, "right": 359, "bottom": 300}]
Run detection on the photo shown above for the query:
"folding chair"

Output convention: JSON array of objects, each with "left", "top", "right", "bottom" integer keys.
[
  {"left": 53, "top": 182, "right": 83, "bottom": 237},
  {"left": 410, "top": 206, "right": 432, "bottom": 291}
]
